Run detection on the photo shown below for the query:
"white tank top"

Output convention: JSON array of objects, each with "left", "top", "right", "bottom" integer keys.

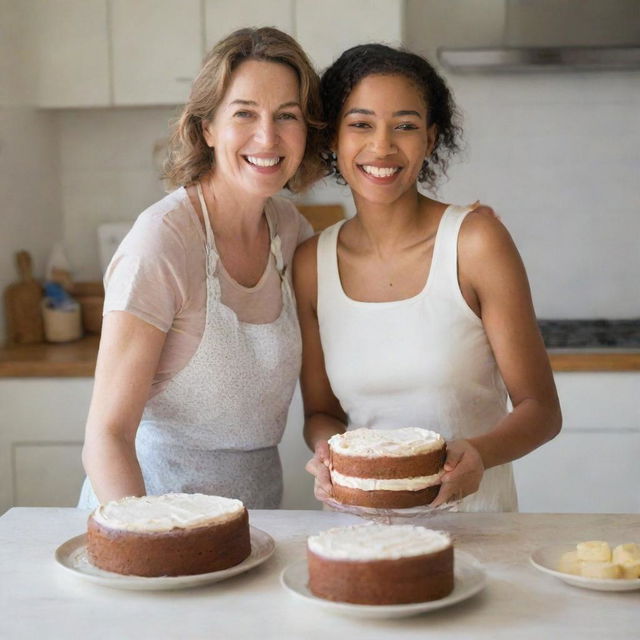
[{"left": 317, "top": 205, "right": 518, "bottom": 512}]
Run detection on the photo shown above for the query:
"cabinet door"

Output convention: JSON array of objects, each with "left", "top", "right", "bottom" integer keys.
[
  {"left": 514, "top": 430, "right": 640, "bottom": 513},
  {"left": 111, "top": 0, "right": 202, "bottom": 106},
  {"left": 295, "top": 0, "right": 404, "bottom": 70},
  {"left": 13, "top": 443, "right": 84, "bottom": 507},
  {"left": 33, "top": 0, "right": 110, "bottom": 107},
  {"left": 204, "top": 0, "right": 294, "bottom": 50},
  {"left": 0, "top": 379, "right": 93, "bottom": 514}
]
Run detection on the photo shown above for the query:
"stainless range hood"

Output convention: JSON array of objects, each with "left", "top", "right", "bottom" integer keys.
[
  {"left": 438, "top": 46, "right": 640, "bottom": 73},
  {"left": 433, "top": 0, "right": 640, "bottom": 73}
]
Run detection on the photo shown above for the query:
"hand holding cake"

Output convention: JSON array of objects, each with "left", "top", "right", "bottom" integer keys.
[
  {"left": 305, "top": 440, "right": 332, "bottom": 501},
  {"left": 429, "top": 439, "right": 485, "bottom": 508}
]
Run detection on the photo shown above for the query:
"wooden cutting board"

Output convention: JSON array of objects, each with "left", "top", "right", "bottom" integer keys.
[{"left": 3, "top": 251, "right": 45, "bottom": 344}]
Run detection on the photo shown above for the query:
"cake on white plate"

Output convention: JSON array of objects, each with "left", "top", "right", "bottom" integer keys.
[
  {"left": 307, "top": 523, "right": 454, "bottom": 604},
  {"left": 87, "top": 493, "right": 251, "bottom": 577}
]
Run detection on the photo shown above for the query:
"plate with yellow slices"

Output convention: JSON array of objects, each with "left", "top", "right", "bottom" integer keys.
[{"left": 530, "top": 541, "right": 640, "bottom": 592}]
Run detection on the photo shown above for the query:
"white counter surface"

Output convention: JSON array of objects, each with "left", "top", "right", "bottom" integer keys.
[{"left": 0, "top": 508, "right": 638, "bottom": 639}]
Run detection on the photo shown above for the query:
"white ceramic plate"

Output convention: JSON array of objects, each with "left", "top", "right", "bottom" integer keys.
[
  {"left": 280, "top": 550, "right": 486, "bottom": 619},
  {"left": 530, "top": 544, "right": 640, "bottom": 592},
  {"left": 55, "top": 526, "right": 275, "bottom": 591}
]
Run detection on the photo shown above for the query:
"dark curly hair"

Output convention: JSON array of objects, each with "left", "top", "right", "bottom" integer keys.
[{"left": 319, "top": 43, "right": 462, "bottom": 191}]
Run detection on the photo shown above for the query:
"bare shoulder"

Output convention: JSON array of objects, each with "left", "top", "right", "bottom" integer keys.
[
  {"left": 459, "top": 208, "right": 519, "bottom": 263},
  {"left": 458, "top": 208, "right": 530, "bottom": 300}
]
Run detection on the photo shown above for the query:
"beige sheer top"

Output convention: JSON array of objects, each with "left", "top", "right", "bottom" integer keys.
[{"left": 104, "top": 187, "right": 313, "bottom": 398}]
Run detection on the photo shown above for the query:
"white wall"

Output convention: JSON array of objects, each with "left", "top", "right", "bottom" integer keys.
[
  {"left": 49, "top": 48, "right": 639, "bottom": 318},
  {"left": 433, "top": 72, "right": 640, "bottom": 318},
  {"left": 54, "top": 108, "right": 357, "bottom": 281},
  {"left": 3, "top": 0, "right": 638, "bottom": 331},
  {"left": 406, "top": 0, "right": 640, "bottom": 319},
  {"left": 56, "top": 107, "right": 176, "bottom": 280},
  {"left": 0, "top": 0, "right": 62, "bottom": 340},
  {"left": 52, "top": 72, "right": 640, "bottom": 320}
]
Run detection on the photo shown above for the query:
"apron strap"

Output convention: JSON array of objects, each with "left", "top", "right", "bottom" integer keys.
[
  {"left": 264, "top": 204, "right": 294, "bottom": 305},
  {"left": 196, "top": 181, "right": 219, "bottom": 285},
  {"left": 197, "top": 186, "right": 288, "bottom": 294},
  {"left": 264, "top": 203, "right": 286, "bottom": 277},
  {"left": 196, "top": 182, "right": 215, "bottom": 249}
]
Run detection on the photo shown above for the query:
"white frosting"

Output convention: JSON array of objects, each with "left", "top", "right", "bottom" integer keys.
[
  {"left": 308, "top": 524, "right": 451, "bottom": 560},
  {"left": 328, "top": 427, "right": 444, "bottom": 457},
  {"left": 330, "top": 468, "right": 443, "bottom": 491},
  {"left": 92, "top": 493, "right": 245, "bottom": 532}
]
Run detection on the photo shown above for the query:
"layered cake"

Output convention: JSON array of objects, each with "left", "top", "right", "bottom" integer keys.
[
  {"left": 307, "top": 524, "right": 454, "bottom": 604},
  {"left": 87, "top": 493, "right": 251, "bottom": 577},
  {"left": 328, "top": 427, "right": 446, "bottom": 508}
]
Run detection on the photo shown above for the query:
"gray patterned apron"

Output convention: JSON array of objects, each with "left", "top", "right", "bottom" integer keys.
[{"left": 79, "top": 183, "right": 301, "bottom": 509}]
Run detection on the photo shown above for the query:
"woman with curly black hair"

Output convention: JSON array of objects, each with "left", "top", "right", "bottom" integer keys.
[{"left": 294, "top": 44, "right": 561, "bottom": 512}]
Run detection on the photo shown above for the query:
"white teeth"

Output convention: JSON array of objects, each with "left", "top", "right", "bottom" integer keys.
[
  {"left": 246, "top": 156, "right": 281, "bottom": 167},
  {"left": 361, "top": 165, "right": 399, "bottom": 178}
]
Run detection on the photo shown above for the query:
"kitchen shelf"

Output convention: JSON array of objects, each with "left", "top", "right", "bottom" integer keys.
[
  {"left": 0, "top": 336, "right": 639, "bottom": 377},
  {"left": 0, "top": 336, "right": 99, "bottom": 377}
]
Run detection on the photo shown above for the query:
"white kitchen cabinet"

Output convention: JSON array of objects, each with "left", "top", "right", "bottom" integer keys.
[
  {"left": 0, "top": 376, "right": 314, "bottom": 514},
  {"left": 204, "top": 0, "right": 294, "bottom": 49},
  {"left": 13, "top": 442, "right": 84, "bottom": 507},
  {"left": 295, "top": 0, "right": 404, "bottom": 70},
  {"left": 32, "top": 0, "right": 111, "bottom": 108},
  {"left": 110, "top": 0, "right": 203, "bottom": 106},
  {"left": 514, "top": 371, "right": 640, "bottom": 513},
  {"left": 0, "top": 379, "right": 93, "bottom": 515}
]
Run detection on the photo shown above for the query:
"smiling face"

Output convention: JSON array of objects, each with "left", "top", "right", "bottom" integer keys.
[
  {"left": 335, "top": 73, "right": 436, "bottom": 206},
  {"left": 203, "top": 59, "right": 307, "bottom": 198}
]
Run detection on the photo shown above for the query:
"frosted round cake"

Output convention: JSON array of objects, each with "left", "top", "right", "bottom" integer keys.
[
  {"left": 328, "top": 427, "right": 446, "bottom": 508},
  {"left": 87, "top": 493, "right": 251, "bottom": 576},
  {"left": 307, "top": 524, "right": 454, "bottom": 604}
]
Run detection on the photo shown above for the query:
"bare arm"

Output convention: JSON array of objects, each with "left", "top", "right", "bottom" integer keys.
[
  {"left": 293, "top": 237, "right": 347, "bottom": 499},
  {"left": 81, "top": 311, "right": 166, "bottom": 503},
  {"left": 432, "top": 212, "right": 561, "bottom": 505}
]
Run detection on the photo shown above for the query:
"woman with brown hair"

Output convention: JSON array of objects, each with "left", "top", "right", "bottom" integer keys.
[{"left": 79, "top": 27, "right": 325, "bottom": 509}]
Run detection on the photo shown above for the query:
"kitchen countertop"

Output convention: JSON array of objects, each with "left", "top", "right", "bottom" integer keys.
[
  {"left": 1, "top": 335, "right": 639, "bottom": 376},
  {"left": 0, "top": 508, "right": 638, "bottom": 639}
]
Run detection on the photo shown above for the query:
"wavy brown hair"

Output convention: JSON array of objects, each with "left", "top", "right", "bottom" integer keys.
[{"left": 164, "top": 27, "right": 324, "bottom": 192}]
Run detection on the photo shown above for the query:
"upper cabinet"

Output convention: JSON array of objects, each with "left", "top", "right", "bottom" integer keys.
[
  {"left": 29, "top": 0, "right": 404, "bottom": 108},
  {"left": 295, "top": 0, "right": 404, "bottom": 71},
  {"left": 204, "top": 0, "right": 294, "bottom": 49},
  {"left": 111, "top": 0, "right": 202, "bottom": 106},
  {"left": 33, "top": 0, "right": 110, "bottom": 108}
]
